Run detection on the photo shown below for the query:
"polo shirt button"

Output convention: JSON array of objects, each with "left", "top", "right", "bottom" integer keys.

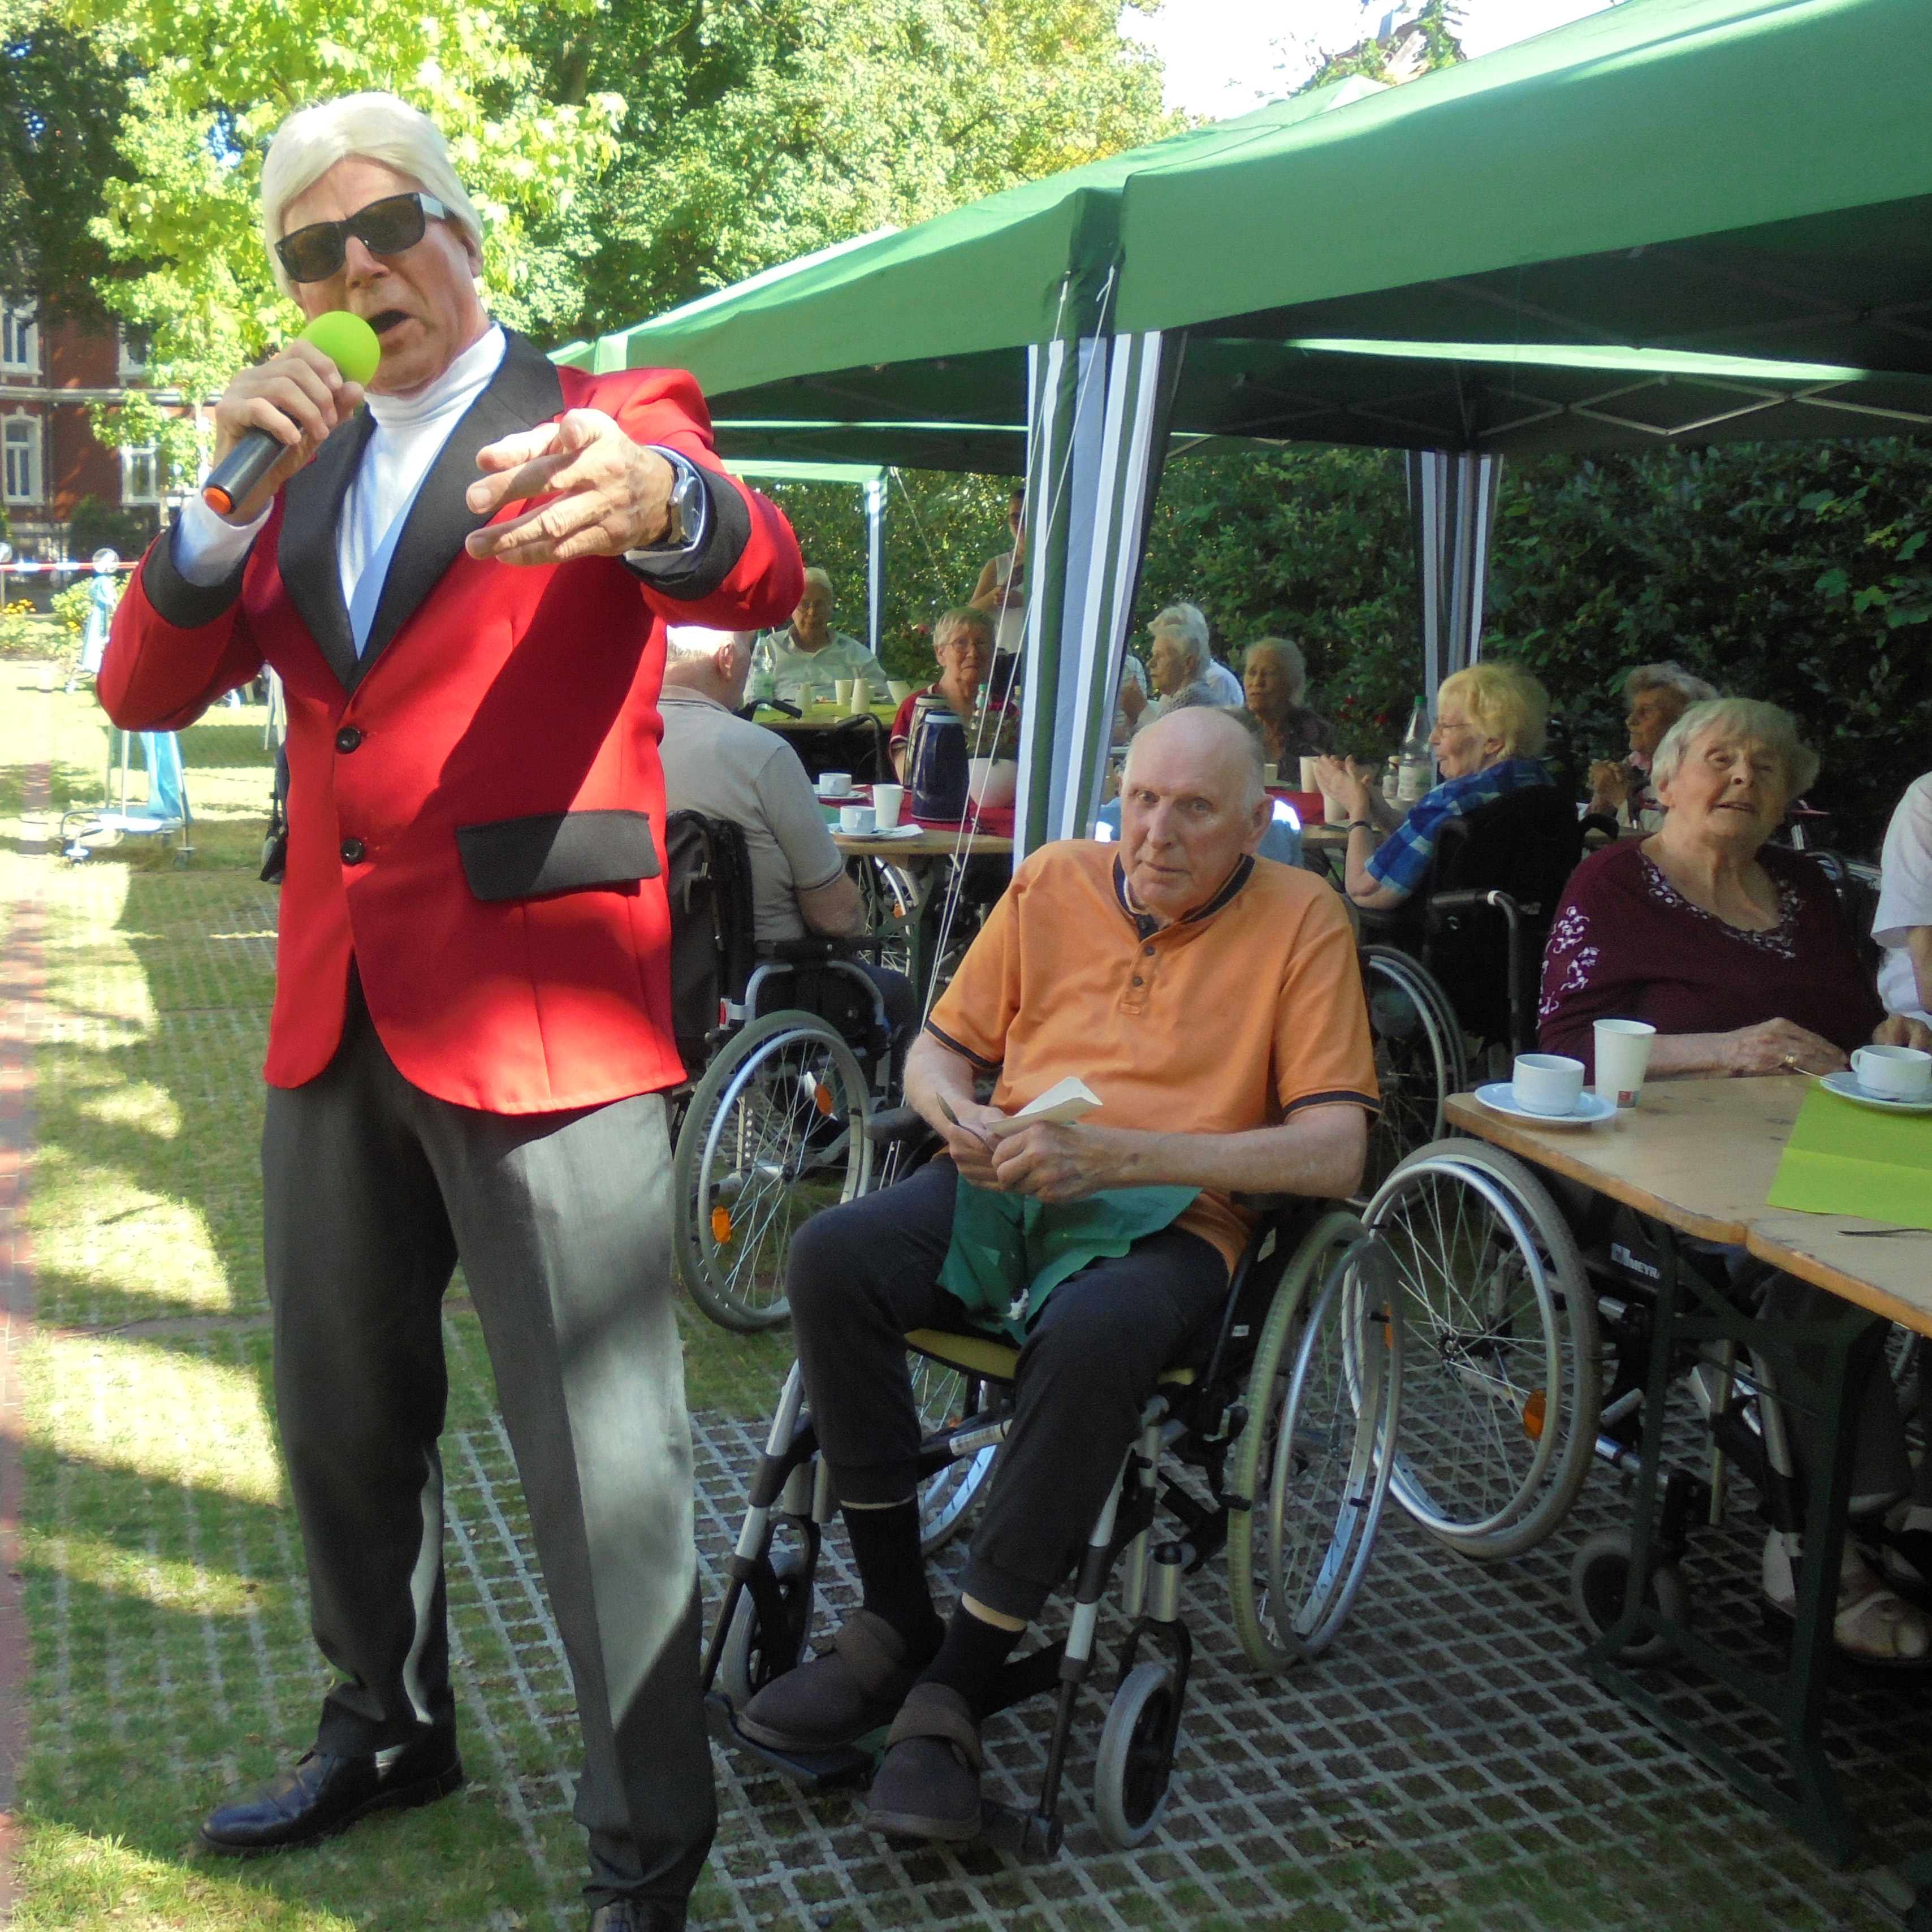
[
  {"left": 340, "top": 838, "right": 366, "bottom": 865},
  {"left": 1142, "top": 944, "right": 1155, "bottom": 956},
  {"left": 335, "top": 726, "right": 363, "bottom": 753},
  {"left": 1131, "top": 975, "right": 1144, "bottom": 987}
]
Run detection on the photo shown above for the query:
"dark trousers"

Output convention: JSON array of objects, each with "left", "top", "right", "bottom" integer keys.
[
  {"left": 261, "top": 983, "right": 712, "bottom": 1917},
  {"left": 788, "top": 1158, "right": 1228, "bottom": 1620}
]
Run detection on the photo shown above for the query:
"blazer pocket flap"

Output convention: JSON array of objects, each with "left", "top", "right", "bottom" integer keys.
[{"left": 456, "top": 810, "right": 660, "bottom": 902}]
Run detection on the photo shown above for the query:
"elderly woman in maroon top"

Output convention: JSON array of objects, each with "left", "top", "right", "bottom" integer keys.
[{"left": 1541, "top": 697, "right": 1931, "bottom": 1661}]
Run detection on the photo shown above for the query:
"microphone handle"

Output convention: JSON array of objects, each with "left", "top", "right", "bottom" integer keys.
[{"left": 201, "top": 427, "right": 291, "bottom": 518}]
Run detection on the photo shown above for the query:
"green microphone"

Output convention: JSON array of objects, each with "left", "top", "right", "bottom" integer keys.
[{"left": 202, "top": 311, "right": 382, "bottom": 516}]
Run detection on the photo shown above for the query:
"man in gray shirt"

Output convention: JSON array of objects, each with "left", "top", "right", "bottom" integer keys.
[{"left": 659, "top": 626, "right": 915, "bottom": 1057}]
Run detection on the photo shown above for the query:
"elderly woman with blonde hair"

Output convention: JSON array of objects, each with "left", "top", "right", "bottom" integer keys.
[
  {"left": 1316, "top": 659, "right": 1552, "bottom": 911},
  {"left": 1541, "top": 698, "right": 1932, "bottom": 1661}
]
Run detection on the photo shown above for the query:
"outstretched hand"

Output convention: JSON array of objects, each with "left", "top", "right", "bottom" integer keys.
[{"left": 465, "top": 409, "right": 676, "bottom": 567}]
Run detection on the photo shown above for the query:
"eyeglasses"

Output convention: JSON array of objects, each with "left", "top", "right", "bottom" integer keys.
[{"left": 275, "top": 192, "right": 448, "bottom": 284}]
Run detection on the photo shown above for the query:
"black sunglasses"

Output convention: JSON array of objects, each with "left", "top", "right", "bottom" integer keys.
[{"left": 275, "top": 192, "right": 449, "bottom": 284}]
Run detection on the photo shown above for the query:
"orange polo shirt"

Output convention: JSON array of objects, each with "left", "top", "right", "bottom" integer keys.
[{"left": 927, "top": 841, "right": 1380, "bottom": 1271}]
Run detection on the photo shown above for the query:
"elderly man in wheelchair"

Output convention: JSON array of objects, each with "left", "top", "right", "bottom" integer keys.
[{"left": 732, "top": 707, "right": 1381, "bottom": 1842}]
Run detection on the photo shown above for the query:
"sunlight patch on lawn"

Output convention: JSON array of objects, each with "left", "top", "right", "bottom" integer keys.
[
  {"left": 15, "top": 1824, "right": 361, "bottom": 1930},
  {"left": 33, "top": 1334, "right": 285, "bottom": 1509},
  {"left": 20, "top": 1525, "right": 269, "bottom": 1618}
]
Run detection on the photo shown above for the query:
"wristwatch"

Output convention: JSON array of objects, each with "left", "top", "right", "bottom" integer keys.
[
  {"left": 1348, "top": 819, "right": 1376, "bottom": 833},
  {"left": 635, "top": 446, "right": 709, "bottom": 554}
]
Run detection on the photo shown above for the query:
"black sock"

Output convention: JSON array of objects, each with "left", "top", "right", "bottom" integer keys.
[
  {"left": 918, "top": 1603, "right": 1025, "bottom": 1717},
  {"left": 842, "top": 1502, "right": 943, "bottom": 1656}
]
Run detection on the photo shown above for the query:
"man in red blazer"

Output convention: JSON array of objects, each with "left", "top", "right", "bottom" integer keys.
[{"left": 100, "top": 93, "right": 802, "bottom": 1932}]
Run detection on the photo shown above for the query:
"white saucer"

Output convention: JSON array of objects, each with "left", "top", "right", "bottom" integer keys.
[
  {"left": 1820, "top": 1070, "right": 1932, "bottom": 1115},
  {"left": 840, "top": 824, "right": 922, "bottom": 841},
  {"left": 816, "top": 790, "right": 865, "bottom": 804},
  {"left": 1473, "top": 1083, "right": 1619, "bottom": 1128}
]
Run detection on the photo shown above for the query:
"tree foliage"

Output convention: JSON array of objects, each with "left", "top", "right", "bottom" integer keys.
[{"left": 0, "top": 0, "right": 136, "bottom": 319}]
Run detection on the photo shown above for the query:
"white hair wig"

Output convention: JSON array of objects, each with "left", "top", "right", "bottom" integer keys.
[{"left": 260, "top": 93, "right": 485, "bottom": 300}]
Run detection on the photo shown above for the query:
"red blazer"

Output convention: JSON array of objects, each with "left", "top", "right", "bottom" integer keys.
[{"left": 100, "top": 334, "right": 803, "bottom": 1112}]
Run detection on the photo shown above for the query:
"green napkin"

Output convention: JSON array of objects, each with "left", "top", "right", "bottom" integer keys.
[
  {"left": 1766, "top": 1084, "right": 1932, "bottom": 1231},
  {"left": 938, "top": 1175, "right": 1201, "bottom": 1342}
]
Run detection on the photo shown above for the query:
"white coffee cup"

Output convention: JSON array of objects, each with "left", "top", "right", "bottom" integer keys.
[
  {"left": 819, "top": 771, "right": 852, "bottom": 797},
  {"left": 839, "top": 803, "right": 876, "bottom": 835},
  {"left": 1300, "top": 756, "right": 1321, "bottom": 793},
  {"left": 871, "top": 783, "right": 905, "bottom": 829},
  {"left": 1593, "top": 1019, "right": 1656, "bottom": 1109},
  {"left": 1512, "top": 1053, "right": 1586, "bottom": 1117},
  {"left": 1850, "top": 1043, "right": 1932, "bottom": 1100},
  {"left": 834, "top": 678, "right": 855, "bottom": 710}
]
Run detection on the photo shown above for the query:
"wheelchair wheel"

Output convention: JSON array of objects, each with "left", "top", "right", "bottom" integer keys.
[
  {"left": 1229, "top": 1212, "right": 1401, "bottom": 1671},
  {"left": 1360, "top": 948, "right": 1466, "bottom": 1195},
  {"left": 1364, "top": 1142, "right": 1600, "bottom": 1559},
  {"left": 1092, "top": 1659, "right": 1178, "bottom": 1849},
  {"left": 717, "top": 1538, "right": 820, "bottom": 1711},
  {"left": 1570, "top": 1527, "right": 1687, "bottom": 1667},
  {"left": 910, "top": 1351, "right": 996, "bottom": 1554},
  {"left": 854, "top": 858, "right": 922, "bottom": 983},
  {"left": 673, "top": 1010, "right": 872, "bottom": 1332}
]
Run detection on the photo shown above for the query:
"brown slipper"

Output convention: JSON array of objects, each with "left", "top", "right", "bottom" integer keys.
[
  {"left": 865, "top": 1683, "right": 984, "bottom": 1842},
  {"left": 738, "top": 1610, "right": 926, "bottom": 1752}
]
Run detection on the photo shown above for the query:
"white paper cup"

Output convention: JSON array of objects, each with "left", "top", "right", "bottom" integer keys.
[
  {"left": 849, "top": 681, "right": 872, "bottom": 715},
  {"left": 1850, "top": 1043, "right": 1932, "bottom": 1100},
  {"left": 839, "top": 803, "right": 875, "bottom": 835},
  {"left": 1512, "top": 1053, "right": 1585, "bottom": 1116},
  {"left": 887, "top": 679, "right": 914, "bottom": 704},
  {"left": 1263, "top": 763, "right": 1280, "bottom": 785},
  {"left": 1594, "top": 1019, "right": 1656, "bottom": 1108},
  {"left": 1300, "top": 757, "right": 1321, "bottom": 792},
  {"left": 819, "top": 771, "right": 852, "bottom": 797},
  {"left": 833, "top": 678, "right": 855, "bottom": 709},
  {"left": 871, "top": 784, "right": 905, "bottom": 829}
]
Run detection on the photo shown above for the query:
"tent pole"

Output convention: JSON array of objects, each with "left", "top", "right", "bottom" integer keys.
[{"left": 865, "top": 478, "right": 885, "bottom": 658}]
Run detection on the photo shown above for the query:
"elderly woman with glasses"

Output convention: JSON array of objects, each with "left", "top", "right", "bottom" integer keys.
[
  {"left": 1541, "top": 698, "right": 1932, "bottom": 1661},
  {"left": 889, "top": 606, "right": 1009, "bottom": 780}
]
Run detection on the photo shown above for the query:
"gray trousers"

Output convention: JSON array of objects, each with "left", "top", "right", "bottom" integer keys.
[{"left": 262, "top": 980, "right": 712, "bottom": 1916}]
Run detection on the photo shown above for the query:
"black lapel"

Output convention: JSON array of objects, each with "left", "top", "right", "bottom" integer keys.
[
  {"left": 352, "top": 330, "right": 565, "bottom": 689},
  {"left": 277, "top": 410, "right": 374, "bottom": 691}
]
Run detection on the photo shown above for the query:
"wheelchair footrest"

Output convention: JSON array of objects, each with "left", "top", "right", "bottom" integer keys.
[{"left": 703, "top": 1693, "right": 877, "bottom": 1788}]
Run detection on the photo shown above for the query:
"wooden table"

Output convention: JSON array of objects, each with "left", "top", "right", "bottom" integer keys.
[
  {"left": 1445, "top": 1075, "right": 1929, "bottom": 1865},
  {"left": 831, "top": 828, "right": 1014, "bottom": 997}
]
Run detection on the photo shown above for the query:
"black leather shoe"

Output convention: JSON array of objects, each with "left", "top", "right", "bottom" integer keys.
[
  {"left": 198, "top": 1739, "right": 464, "bottom": 1855},
  {"left": 589, "top": 1905, "right": 685, "bottom": 1932}
]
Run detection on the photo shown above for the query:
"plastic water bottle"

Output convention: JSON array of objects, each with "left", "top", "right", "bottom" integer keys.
[
  {"left": 1397, "top": 695, "right": 1433, "bottom": 803},
  {"left": 1381, "top": 755, "right": 1400, "bottom": 803}
]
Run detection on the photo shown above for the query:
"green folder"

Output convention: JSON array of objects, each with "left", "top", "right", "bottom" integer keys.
[{"left": 1766, "top": 1084, "right": 1932, "bottom": 1231}]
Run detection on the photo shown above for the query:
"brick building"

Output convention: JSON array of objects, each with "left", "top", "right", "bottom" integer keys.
[{"left": 1, "top": 299, "right": 193, "bottom": 565}]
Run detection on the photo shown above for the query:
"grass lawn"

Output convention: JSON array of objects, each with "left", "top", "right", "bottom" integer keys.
[{"left": 1, "top": 665, "right": 786, "bottom": 1930}]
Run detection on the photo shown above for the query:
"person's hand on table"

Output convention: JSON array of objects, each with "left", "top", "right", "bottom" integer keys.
[
  {"left": 989, "top": 1122, "right": 1134, "bottom": 1203},
  {"left": 1588, "top": 759, "right": 1633, "bottom": 816},
  {"left": 465, "top": 409, "right": 677, "bottom": 565},
  {"left": 1874, "top": 1013, "right": 1932, "bottom": 1053},
  {"left": 1721, "top": 1018, "right": 1849, "bottom": 1076}
]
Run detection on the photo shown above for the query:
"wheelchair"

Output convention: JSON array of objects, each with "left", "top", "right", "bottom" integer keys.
[
  {"left": 1359, "top": 783, "right": 1585, "bottom": 1066},
  {"left": 701, "top": 1164, "right": 1406, "bottom": 1853},
  {"left": 664, "top": 810, "right": 900, "bottom": 1332},
  {"left": 1357, "top": 1135, "right": 1926, "bottom": 1669}
]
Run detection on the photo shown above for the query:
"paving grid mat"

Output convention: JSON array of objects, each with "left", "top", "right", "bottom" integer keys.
[{"left": 429, "top": 1378, "right": 1932, "bottom": 1932}]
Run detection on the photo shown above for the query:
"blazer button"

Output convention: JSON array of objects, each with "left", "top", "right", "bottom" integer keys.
[
  {"left": 340, "top": 838, "right": 366, "bottom": 865},
  {"left": 335, "top": 726, "right": 363, "bottom": 753}
]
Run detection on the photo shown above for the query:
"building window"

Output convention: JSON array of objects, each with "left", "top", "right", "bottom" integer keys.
[
  {"left": 118, "top": 326, "right": 150, "bottom": 380},
  {"left": 121, "top": 443, "right": 160, "bottom": 504},
  {"left": 1, "top": 306, "right": 37, "bottom": 374},
  {"left": 3, "top": 416, "right": 40, "bottom": 503}
]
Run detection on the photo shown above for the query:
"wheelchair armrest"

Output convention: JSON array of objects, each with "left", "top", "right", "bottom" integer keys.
[
  {"left": 1427, "top": 888, "right": 1540, "bottom": 919},
  {"left": 1231, "top": 1192, "right": 1299, "bottom": 1214},
  {"left": 757, "top": 937, "right": 844, "bottom": 964},
  {"left": 864, "top": 1105, "right": 930, "bottom": 1146}
]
